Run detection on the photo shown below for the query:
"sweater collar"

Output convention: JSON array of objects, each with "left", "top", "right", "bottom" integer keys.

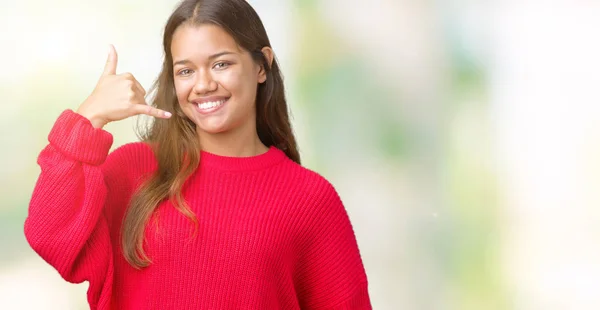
[{"left": 199, "top": 146, "right": 287, "bottom": 172}]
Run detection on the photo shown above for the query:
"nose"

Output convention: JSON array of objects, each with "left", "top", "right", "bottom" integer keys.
[{"left": 193, "top": 69, "right": 218, "bottom": 95}]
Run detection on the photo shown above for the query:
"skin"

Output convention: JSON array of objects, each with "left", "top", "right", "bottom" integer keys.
[
  {"left": 77, "top": 45, "right": 172, "bottom": 129},
  {"left": 171, "top": 23, "right": 274, "bottom": 157},
  {"left": 77, "top": 23, "right": 274, "bottom": 159}
]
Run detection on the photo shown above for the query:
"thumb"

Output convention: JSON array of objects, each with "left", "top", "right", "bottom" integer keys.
[{"left": 102, "top": 44, "right": 118, "bottom": 76}]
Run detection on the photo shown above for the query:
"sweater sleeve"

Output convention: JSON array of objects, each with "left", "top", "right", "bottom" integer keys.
[
  {"left": 24, "top": 110, "right": 116, "bottom": 310},
  {"left": 295, "top": 181, "right": 372, "bottom": 310}
]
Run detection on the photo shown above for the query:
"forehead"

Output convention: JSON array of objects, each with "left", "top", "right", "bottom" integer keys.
[{"left": 171, "top": 23, "right": 241, "bottom": 59}]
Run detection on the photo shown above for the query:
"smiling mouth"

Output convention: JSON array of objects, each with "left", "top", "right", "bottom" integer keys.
[
  {"left": 193, "top": 98, "right": 229, "bottom": 115},
  {"left": 197, "top": 99, "right": 227, "bottom": 111}
]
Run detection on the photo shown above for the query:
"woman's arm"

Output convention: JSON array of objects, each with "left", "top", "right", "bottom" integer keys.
[
  {"left": 295, "top": 180, "right": 372, "bottom": 309},
  {"left": 24, "top": 110, "right": 116, "bottom": 310}
]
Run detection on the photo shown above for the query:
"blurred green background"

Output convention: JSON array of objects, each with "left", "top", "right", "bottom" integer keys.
[{"left": 2, "top": 1, "right": 600, "bottom": 309}]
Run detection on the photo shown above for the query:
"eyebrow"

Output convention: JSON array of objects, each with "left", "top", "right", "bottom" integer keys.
[{"left": 173, "top": 51, "right": 236, "bottom": 67}]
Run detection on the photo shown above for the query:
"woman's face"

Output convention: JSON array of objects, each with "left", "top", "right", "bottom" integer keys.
[{"left": 171, "top": 23, "right": 267, "bottom": 135}]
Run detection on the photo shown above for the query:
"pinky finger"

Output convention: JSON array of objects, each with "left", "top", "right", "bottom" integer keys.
[{"left": 134, "top": 104, "right": 172, "bottom": 118}]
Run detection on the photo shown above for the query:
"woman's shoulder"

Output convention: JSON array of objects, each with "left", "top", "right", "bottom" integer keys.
[
  {"left": 109, "top": 141, "right": 153, "bottom": 156},
  {"left": 277, "top": 161, "right": 349, "bottom": 231},
  {"left": 279, "top": 158, "right": 340, "bottom": 203},
  {"left": 102, "top": 141, "right": 157, "bottom": 178},
  {"left": 107, "top": 141, "right": 154, "bottom": 162}
]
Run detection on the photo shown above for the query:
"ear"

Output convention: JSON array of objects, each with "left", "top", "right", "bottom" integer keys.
[{"left": 258, "top": 47, "right": 274, "bottom": 84}]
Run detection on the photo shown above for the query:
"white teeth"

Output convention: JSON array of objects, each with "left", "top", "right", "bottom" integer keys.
[{"left": 197, "top": 100, "right": 226, "bottom": 110}]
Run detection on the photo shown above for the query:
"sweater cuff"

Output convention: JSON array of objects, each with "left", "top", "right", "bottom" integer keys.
[{"left": 48, "top": 110, "right": 113, "bottom": 166}]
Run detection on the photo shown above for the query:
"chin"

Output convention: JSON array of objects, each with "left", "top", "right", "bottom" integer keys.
[{"left": 196, "top": 123, "right": 231, "bottom": 135}]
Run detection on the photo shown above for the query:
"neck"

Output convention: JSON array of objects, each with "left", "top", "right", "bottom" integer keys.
[{"left": 196, "top": 122, "right": 268, "bottom": 157}]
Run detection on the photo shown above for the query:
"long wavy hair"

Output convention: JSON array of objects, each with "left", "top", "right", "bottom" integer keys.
[{"left": 122, "top": 0, "right": 300, "bottom": 269}]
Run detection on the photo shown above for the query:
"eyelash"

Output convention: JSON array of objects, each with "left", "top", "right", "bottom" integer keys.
[
  {"left": 178, "top": 69, "right": 193, "bottom": 76},
  {"left": 214, "top": 62, "right": 230, "bottom": 70},
  {"left": 177, "top": 62, "right": 230, "bottom": 76}
]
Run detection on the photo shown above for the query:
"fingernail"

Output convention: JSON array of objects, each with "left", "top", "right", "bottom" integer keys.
[{"left": 164, "top": 112, "right": 172, "bottom": 117}]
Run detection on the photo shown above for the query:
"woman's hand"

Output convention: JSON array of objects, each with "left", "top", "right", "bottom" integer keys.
[{"left": 76, "top": 44, "right": 172, "bottom": 129}]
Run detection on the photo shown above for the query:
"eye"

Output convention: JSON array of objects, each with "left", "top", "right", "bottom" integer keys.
[
  {"left": 177, "top": 68, "right": 193, "bottom": 76},
  {"left": 213, "top": 62, "right": 230, "bottom": 70}
]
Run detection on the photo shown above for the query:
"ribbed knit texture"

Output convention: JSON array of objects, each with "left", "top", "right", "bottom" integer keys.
[{"left": 24, "top": 110, "right": 371, "bottom": 310}]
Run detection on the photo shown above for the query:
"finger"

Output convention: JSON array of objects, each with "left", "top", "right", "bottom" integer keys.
[
  {"left": 132, "top": 78, "right": 146, "bottom": 97},
  {"left": 117, "top": 73, "right": 145, "bottom": 96},
  {"left": 132, "top": 103, "right": 172, "bottom": 119},
  {"left": 102, "top": 44, "right": 118, "bottom": 76}
]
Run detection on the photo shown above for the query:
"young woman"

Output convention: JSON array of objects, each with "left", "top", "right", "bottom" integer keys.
[{"left": 24, "top": 0, "right": 371, "bottom": 309}]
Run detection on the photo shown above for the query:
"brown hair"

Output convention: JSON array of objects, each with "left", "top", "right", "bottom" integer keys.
[{"left": 122, "top": 0, "right": 300, "bottom": 269}]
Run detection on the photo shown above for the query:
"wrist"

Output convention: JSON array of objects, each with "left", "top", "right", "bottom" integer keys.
[
  {"left": 76, "top": 108, "right": 106, "bottom": 129},
  {"left": 88, "top": 117, "right": 107, "bottom": 129}
]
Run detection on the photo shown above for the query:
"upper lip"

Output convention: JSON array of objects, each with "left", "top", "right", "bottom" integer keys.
[{"left": 191, "top": 96, "right": 230, "bottom": 105}]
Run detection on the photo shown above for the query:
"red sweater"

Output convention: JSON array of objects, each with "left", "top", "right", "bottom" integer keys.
[{"left": 24, "top": 110, "right": 371, "bottom": 310}]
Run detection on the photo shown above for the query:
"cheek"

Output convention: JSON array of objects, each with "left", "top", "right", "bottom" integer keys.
[
  {"left": 174, "top": 80, "right": 193, "bottom": 103},
  {"left": 220, "top": 69, "right": 257, "bottom": 100},
  {"left": 217, "top": 70, "right": 242, "bottom": 92}
]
